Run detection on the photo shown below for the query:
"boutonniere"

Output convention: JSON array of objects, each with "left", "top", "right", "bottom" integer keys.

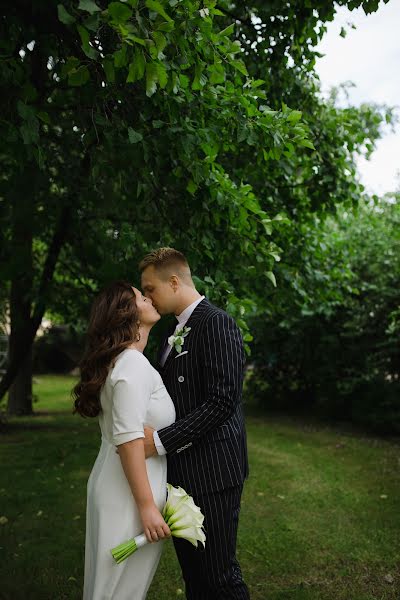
[{"left": 168, "top": 326, "right": 191, "bottom": 355}]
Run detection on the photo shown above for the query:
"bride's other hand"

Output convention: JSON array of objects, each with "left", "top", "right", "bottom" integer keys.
[{"left": 139, "top": 503, "right": 171, "bottom": 543}]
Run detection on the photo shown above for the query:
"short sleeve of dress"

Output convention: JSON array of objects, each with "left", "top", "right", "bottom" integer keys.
[{"left": 110, "top": 350, "right": 155, "bottom": 446}]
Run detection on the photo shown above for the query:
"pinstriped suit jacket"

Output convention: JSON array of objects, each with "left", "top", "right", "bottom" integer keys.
[{"left": 156, "top": 298, "right": 249, "bottom": 495}]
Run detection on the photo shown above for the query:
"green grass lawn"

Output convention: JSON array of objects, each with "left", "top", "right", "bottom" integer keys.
[{"left": 0, "top": 375, "right": 399, "bottom": 600}]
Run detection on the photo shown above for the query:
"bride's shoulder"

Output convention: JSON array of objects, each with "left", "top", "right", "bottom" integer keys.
[{"left": 110, "top": 348, "right": 153, "bottom": 382}]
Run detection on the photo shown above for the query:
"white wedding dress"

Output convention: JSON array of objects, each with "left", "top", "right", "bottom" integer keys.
[{"left": 83, "top": 348, "right": 176, "bottom": 600}]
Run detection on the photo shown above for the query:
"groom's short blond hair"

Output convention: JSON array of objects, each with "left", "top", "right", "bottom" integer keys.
[{"left": 139, "top": 247, "right": 192, "bottom": 281}]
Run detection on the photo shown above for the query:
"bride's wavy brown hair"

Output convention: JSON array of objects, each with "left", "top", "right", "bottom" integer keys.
[{"left": 72, "top": 280, "right": 140, "bottom": 418}]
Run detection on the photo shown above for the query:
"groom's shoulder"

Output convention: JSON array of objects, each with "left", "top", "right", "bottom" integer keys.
[{"left": 201, "top": 299, "right": 237, "bottom": 327}]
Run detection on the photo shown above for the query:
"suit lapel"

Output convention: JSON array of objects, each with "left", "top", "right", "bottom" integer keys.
[
  {"left": 157, "top": 318, "right": 178, "bottom": 367},
  {"left": 161, "top": 297, "right": 212, "bottom": 372},
  {"left": 162, "top": 342, "right": 178, "bottom": 370}
]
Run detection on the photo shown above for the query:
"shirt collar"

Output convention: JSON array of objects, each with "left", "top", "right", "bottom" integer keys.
[{"left": 176, "top": 295, "right": 205, "bottom": 324}]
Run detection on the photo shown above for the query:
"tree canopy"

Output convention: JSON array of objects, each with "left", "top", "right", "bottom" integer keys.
[{"left": 0, "top": 0, "right": 394, "bottom": 413}]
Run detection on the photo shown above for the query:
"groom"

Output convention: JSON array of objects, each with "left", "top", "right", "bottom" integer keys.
[{"left": 140, "top": 247, "right": 250, "bottom": 600}]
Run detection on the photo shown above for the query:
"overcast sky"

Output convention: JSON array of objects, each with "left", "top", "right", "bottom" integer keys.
[{"left": 315, "top": 0, "right": 400, "bottom": 195}]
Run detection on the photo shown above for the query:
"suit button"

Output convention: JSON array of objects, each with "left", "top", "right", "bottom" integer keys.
[{"left": 178, "top": 375, "right": 185, "bottom": 383}]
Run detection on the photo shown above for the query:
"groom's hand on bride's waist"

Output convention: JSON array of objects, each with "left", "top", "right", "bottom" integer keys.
[
  {"left": 143, "top": 426, "right": 157, "bottom": 458},
  {"left": 114, "top": 426, "right": 157, "bottom": 458}
]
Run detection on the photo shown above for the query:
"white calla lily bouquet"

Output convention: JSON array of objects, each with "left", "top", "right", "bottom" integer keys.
[{"left": 111, "top": 484, "right": 206, "bottom": 564}]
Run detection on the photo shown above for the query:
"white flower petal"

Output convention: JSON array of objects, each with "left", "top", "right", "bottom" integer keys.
[
  {"left": 163, "top": 484, "right": 206, "bottom": 548},
  {"left": 172, "top": 525, "right": 206, "bottom": 547}
]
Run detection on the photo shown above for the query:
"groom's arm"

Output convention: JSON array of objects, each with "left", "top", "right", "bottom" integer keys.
[{"left": 155, "top": 311, "right": 245, "bottom": 455}]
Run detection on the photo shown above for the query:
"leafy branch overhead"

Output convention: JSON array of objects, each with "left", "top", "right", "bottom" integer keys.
[
  {"left": 15, "top": 1, "right": 317, "bottom": 306},
  {"left": 1, "top": 0, "right": 393, "bottom": 408}
]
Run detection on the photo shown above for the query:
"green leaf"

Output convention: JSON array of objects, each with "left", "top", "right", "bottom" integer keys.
[
  {"left": 231, "top": 59, "right": 248, "bottom": 77},
  {"left": 260, "top": 107, "right": 277, "bottom": 116},
  {"left": 126, "top": 34, "right": 146, "bottom": 46},
  {"left": 208, "top": 63, "right": 225, "bottom": 84},
  {"left": 192, "top": 62, "right": 206, "bottom": 90},
  {"left": 156, "top": 62, "right": 168, "bottom": 88},
  {"left": 146, "top": 62, "right": 158, "bottom": 97},
  {"left": 299, "top": 138, "right": 315, "bottom": 150},
  {"left": 265, "top": 271, "right": 277, "bottom": 287},
  {"left": 78, "top": 0, "right": 101, "bottom": 13},
  {"left": 37, "top": 111, "right": 51, "bottom": 124},
  {"left": 155, "top": 20, "right": 175, "bottom": 32},
  {"left": 57, "top": 4, "right": 76, "bottom": 25},
  {"left": 68, "top": 65, "right": 90, "bottom": 86},
  {"left": 219, "top": 23, "right": 235, "bottom": 37},
  {"left": 261, "top": 219, "right": 272, "bottom": 235},
  {"left": 108, "top": 2, "right": 133, "bottom": 21},
  {"left": 145, "top": 0, "right": 173, "bottom": 22},
  {"left": 84, "top": 13, "right": 101, "bottom": 31},
  {"left": 187, "top": 179, "right": 198, "bottom": 194},
  {"left": 103, "top": 58, "right": 115, "bottom": 82},
  {"left": 273, "top": 213, "right": 289, "bottom": 222},
  {"left": 201, "top": 142, "right": 218, "bottom": 160},
  {"left": 244, "top": 197, "right": 261, "bottom": 214},
  {"left": 77, "top": 25, "right": 98, "bottom": 59},
  {"left": 128, "top": 128, "right": 143, "bottom": 143},
  {"left": 148, "top": 39, "right": 158, "bottom": 59},
  {"left": 114, "top": 45, "right": 128, "bottom": 67},
  {"left": 178, "top": 73, "right": 189, "bottom": 89},
  {"left": 17, "top": 100, "right": 35, "bottom": 120},
  {"left": 287, "top": 110, "right": 302, "bottom": 123},
  {"left": 20, "top": 119, "right": 39, "bottom": 145},
  {"left": 61, "top": 56, "right": 80, "bottom": 78},
  {"left": 126, "top": 50, "right": 146, "bottom": 82},
  {"left": 269, "top": 252, "right": 281, "bottom": 262},
  {"left": 152, "top": 31, "right": 167, "bottom": 56}
]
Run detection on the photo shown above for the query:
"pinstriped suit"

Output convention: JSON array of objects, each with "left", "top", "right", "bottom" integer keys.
[{"left": 156, "top": 298, "right": 250, "bottom": 599}]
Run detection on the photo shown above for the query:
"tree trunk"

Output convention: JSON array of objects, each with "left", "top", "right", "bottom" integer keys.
[
  {"left": 0, "top": 202, "right": 72, "bottom": 404},
  {"left": 8, "top": 348, "right": 33, "bottom": 415},
  {"left": 7, "top": 170, "right": 34, "bottom": 415},
  {"left": 0, "top": 148, "right": 89, "bottom": 404}
]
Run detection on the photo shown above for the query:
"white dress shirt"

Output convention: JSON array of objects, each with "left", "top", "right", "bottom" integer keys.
[{"left": 153, "top": 295, "right": 205, "bottom": 455}]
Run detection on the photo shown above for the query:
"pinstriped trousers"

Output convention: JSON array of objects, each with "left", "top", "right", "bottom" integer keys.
[{"left": 173, "top": 484, "right": 250, "bottom": 599}]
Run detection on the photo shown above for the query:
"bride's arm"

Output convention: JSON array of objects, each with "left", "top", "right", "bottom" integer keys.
[
  {"left": 117, "top": 438, "right": 170, "bottom": 543},
  {"left": 111, "top": 352, "right": 170, "bottom": 542}
]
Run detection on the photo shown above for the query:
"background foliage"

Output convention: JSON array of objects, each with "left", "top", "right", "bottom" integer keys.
[{"left": 0, "top": 0, "right": 398, "bottom": 430}]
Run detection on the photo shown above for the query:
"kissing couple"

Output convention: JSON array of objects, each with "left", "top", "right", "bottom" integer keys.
[{"left": 74, "top": 247, "right": 250, "bottom": 599}]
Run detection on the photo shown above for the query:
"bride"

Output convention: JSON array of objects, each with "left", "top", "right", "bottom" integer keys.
[{"left": 73, "top": 280, "right": 176, "bottom": 599}]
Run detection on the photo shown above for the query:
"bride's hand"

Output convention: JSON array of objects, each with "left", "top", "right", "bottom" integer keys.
[{"left": 139, "top": 503, "right": 171, "bottom": 543}]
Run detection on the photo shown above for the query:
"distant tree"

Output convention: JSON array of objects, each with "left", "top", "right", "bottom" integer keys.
[{"left": 246, "top": 195, "right": 400, "bottom": 433}]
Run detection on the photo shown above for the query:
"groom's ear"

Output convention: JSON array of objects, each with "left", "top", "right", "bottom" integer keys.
[{"left": 170, "top": 275, "right": 179, "bottom": 292}]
